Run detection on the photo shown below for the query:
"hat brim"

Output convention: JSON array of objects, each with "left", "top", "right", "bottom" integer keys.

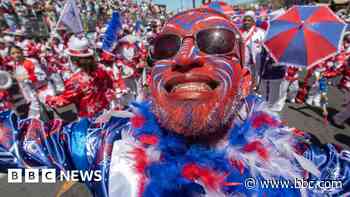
[
  {"left": 119, "top": 35, "right": 140, "bottom": 44},
  {"left": 65, "top": 49, "right": 94, "bottom": 57},
  {"left": 6, "top": 31, "right": 25, "bottom": 36}
]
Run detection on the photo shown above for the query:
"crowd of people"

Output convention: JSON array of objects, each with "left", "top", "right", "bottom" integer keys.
[
  {"left": 1, "top": 0, "right": 348, "bottom": 128},
  {"left": 0, "top": 0, "right": 349, "bottom": 196},
  {"left": 0, "top": 0, "right": 171, "bottom": 122}
]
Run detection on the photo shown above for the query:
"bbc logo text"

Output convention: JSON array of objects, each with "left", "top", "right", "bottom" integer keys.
[{"left": 7, "top": 168, "right": 102, "bottom": 183}]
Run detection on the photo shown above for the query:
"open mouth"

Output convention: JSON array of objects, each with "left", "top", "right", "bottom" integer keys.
[{"left": 164, "top": 75, "right": 220, "bottom": 94}]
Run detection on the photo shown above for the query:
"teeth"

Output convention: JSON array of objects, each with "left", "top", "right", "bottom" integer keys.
[{"left": 172, "top": 82, "right": 211, "bottom": 93}]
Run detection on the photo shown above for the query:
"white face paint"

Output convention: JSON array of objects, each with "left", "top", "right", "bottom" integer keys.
[{"left": 121, "top": 46, "right": 135, "bottom": 61}]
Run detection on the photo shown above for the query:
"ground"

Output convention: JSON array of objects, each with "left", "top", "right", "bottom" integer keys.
[
  {"left": 0, "top": 84, "right": 349, "bottom": 197},
  {"left": 282, "top": 84, "right": 350, "bottom": 149}
]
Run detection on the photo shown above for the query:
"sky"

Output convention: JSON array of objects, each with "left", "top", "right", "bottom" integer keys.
[{"left": 152, "top": 0, "right": 257, "bottom": 11}]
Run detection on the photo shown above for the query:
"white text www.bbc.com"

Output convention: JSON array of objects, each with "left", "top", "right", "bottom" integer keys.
[{"left": 243, "top": 177, "right": 343, "bottom": 190}]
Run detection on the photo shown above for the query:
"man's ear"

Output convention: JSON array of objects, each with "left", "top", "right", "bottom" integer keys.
[{"left": 240, "top": 67, "right": 252, "bottom": 98}]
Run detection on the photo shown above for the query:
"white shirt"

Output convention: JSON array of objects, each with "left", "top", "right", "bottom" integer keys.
[{"left": 241, "top": 26, "right": 266, "bottom": 66}]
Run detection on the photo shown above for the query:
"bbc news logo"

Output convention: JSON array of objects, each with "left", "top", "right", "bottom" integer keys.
[{"left": 8, "top": 169, "right": 102, "bottom": 183}]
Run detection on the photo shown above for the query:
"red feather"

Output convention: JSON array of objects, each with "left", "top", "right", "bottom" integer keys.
[
  {"left": 182, "top": 163, "right": 226, "bottom": 191},
  {"left": 230, "top": 159, "right": 245, "bottom": 175},
  {"left": 224, "top": 182, "right": 242, "bottom": 186},
  {"left": 242, "top": 140, "right": 269, "bottom": 160},
  {"left": 131, "top": 147, "right": 148, "bottom": 174},
  {"left": 182, "top": 163, "right": 200, "bottom": 180},
  {"left": 138, "top": 134, "right": 159, "bottom": 145},
  {"left": 131, "top": 115, "right": 145, "bottom": 128},
  {"left": 130, "top": 147, "right": 149, "bottom": 197},
  {"left": 257, "top": 147, "right": 269, "bottom": 160},
  {"left": 291, "top": 128, "right": 305, "bottom": 137},
  {"left": 252, "top": 113, "right": 279, "bottom": 128}
]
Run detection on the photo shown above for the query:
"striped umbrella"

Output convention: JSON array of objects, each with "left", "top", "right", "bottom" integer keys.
[{"left": 264, "top": 5, "right": 347, "bottom": 68}]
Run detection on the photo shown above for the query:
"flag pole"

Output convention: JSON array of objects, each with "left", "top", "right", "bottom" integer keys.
[{"left": 46, "top": 0, "right": 71, "bottom": 49}]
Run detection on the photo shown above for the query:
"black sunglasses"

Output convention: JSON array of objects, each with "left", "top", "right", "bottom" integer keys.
[{"left": 149, "top": 28, "right": 238, "bottom": 61}]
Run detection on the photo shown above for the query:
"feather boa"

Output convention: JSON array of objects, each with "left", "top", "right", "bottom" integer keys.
[{"left": 110, "top": 96, "right": 320, "bottom": 197}]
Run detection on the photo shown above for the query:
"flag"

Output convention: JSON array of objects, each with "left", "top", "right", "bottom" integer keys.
[
  {"left": 135, "top": 20, "right": 142, "bottom": 37},
  {"left": 102, "top": 12, "right": 122, "bottom": 52},
  {"left": 58, "top": 0, "right": 83, "bottom": 34},
  {"left": 141, "top": 68, "right": 147, "bottom": 86}
]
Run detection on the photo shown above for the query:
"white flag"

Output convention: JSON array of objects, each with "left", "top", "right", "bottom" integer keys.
[{"left": 58, "top": 0, "right": 83, "bottom": 33}]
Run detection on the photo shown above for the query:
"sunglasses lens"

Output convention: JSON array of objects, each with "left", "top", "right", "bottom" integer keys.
[
  {"left": 197, "top": 29, "right": 236, "bottom": 55},
  {"left": 151, "top": 34, "right": 181, "bottom": 60}
]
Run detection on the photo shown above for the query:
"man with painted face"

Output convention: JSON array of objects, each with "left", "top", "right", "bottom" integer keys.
[{"left": 0, "top": 5, "right": 349, "bottom": 197}]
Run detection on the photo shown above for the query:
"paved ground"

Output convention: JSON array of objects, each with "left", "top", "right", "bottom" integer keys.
[
  {"left": 282, "top": 85, "right": 350, "bottom": 149},
  {"left": 0, "top": 85, "right": 349, "bottom": 197}
]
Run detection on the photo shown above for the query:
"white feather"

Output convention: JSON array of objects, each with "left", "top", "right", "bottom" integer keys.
[{"left": 292, "top": 152, "right": 321, "bottom": 177}]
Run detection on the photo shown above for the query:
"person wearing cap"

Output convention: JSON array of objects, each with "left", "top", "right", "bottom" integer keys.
[
  {"left": 240, "top": 10, "right": 266, "bottom": 89},
  {"left": 6, "top": 29, "right": 27, "bottom": 49},
  {"left": 98, "top": 35, "right": 145, "bottom": 110},
  {"left": 115, "top": 35, "right": 145, "bottom": 72},
  {"left": 46, "top": 35, "right": 115, "bottom": 119},
  {"left": 3, "top": 35, "right": 14, "bottom": 45}
]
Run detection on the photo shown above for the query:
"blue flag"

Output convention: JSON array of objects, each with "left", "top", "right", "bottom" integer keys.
[
  {"left": 102, "top": 12, "right": 122, "bottom": 52},
  {"left": 135, "top": 20, "right": 142, "bottom": 36}
]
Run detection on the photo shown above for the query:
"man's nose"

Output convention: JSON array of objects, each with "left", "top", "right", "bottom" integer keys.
[{"left": 172, "top": 37, "right": 199, "bottom": 72}]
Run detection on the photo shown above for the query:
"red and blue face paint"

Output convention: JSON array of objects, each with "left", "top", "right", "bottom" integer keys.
[{"left": 149, "top": 9, "right": 245, "bottom": 137}]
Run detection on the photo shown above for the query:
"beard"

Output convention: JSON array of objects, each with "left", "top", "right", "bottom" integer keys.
[{"left": 151, "top": 91, "right": 240, "bottom": 139}]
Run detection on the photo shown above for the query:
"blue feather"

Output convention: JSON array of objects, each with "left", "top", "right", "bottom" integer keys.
[
  {"left": 135, "top": 20, "right": 142, "bottom": 34},
  {"left": 102, "top": 12, "right": 122, "bottom": 52}
]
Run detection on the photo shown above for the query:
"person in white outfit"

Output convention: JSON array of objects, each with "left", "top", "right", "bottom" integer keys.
[
  {"left": 8, "top": 45, "right": 55, "bottom": 119},
  {"left": 240, "top": 11, "right": 266, "bottom": 88}
]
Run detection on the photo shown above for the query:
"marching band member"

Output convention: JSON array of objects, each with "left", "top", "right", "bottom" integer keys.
[
  {"left": 46, "top": 35, "right": 115, "bottom": 119},
  {"left": 240, "top": 10, "right": 265, "bottom": 88},
  {"left": 283, "top": 66, "right": 301, "bottom": 103},
  {"left": 8, "top": 44, "right": 54, "bottom": 118},
  {"left": 305, "top": 65, "right": 326, "bottom": 107}
]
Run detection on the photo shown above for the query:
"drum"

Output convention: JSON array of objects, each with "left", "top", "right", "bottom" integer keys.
[{"left": 0, "top": 70, "right": 13, "bottom": 90}]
